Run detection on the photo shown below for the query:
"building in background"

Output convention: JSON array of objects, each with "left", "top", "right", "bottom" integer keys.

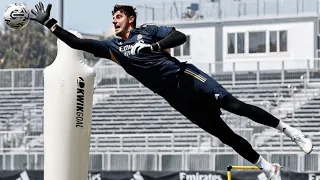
[{"left": 134, "top": 0, "right": 320, "bottom": 74}]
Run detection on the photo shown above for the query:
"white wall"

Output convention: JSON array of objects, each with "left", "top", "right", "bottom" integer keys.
[
  {"left": 174, "top": 27, "right": 215, "bottom": 63},
  {"left": 173, "top": 27, "right": 215, "bottom": 73},
  {"left": 222, "top": 21, "right": 315, "bottom": 71}
]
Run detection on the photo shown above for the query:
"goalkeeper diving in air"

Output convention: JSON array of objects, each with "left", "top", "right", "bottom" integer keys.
[{"left": 30, "top": 2, "right": 313, "bottom": 179}]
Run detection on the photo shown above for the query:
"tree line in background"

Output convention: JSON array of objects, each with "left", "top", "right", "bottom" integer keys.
[{"left": 0, "top": 21, "right": 106, "bottom": 69}]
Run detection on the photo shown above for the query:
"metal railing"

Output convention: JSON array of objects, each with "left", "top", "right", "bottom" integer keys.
[
  {"left": 252, "top": 132, "right": 320, "bottom": 148},
  {"left": 133, "top": 0, "right": 320, "bottom": 23},
  {"left": 0, "top": 68, "right": 44, "bottom": 91},
  {"left": 20, "top": 129, "right": 253, "bottom": 150},
  {"left": 2, "top": 130, "right": 318, "bottom": 172},
  {"left": 95, "top": 59, "right": 320, "bottom": 88},
  {"left": 0, "top": 59, "right": 319, "bottom": 91},
  {"left": 0, "top": 150, "right": 318, "bottom": 172}
]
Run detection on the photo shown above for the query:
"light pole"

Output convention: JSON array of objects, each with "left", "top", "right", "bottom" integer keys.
[{"left": 58, "top": 0, "right": 64, "bottom": 28}]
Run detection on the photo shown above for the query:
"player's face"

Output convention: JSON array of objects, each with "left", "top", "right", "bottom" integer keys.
[{"left": 112, "top": 11, "right": 130, "bottom": 37}]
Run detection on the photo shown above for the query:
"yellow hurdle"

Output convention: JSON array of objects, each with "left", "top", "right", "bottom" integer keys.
[{"left": 227, "top": 166, "right": 262, "bottom": 180}]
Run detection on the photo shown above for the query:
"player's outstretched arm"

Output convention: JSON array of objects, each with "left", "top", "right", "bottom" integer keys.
[
  {"left": 131, "top": 29, "right": 186, "bottom": 55},
  {"left": 30, "top": 2, "right": 110, "bottom": 59},
  {"left": 154, "top": 30, "right": 187, "bottom": 51}
]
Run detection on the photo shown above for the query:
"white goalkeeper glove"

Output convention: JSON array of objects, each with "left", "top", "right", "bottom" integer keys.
[{"left": 131, "top": 42, "right": 154, "bottom": 55}]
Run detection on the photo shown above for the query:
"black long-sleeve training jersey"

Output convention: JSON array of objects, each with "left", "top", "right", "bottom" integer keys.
[{"left": 52, "top": 23, "right": 187, "bottom": 94}]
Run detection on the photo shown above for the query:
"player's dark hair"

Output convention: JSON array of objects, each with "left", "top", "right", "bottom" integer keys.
[{"left": 112, "top": 4, "right": 137, "bottom": 27}]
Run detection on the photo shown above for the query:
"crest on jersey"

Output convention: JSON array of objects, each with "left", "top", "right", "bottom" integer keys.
[{"left": 137, "top": 34, "right": 143, "bottom": 41}]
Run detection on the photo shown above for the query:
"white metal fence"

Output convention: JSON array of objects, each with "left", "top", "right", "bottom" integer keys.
[
  {"left": 0, "top": 59, "right": 318, "bottom": 91},
  {"left": 0, "top": 69, "right": 44, "bottom": 91},
  {"left": 0, "top": 131, "right": 318, "bottom": 172},
  {"left": 0, "top": 150, "right": 318, "bottom": 172},
  {"left": 95, "top": 59, "right": 319, "bottom": 88},
  {"left": 22, "top": 129, "right": 253, "bottom": 149}
]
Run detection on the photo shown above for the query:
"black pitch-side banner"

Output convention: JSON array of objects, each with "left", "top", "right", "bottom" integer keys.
[{"left": 2, "top": 170, "right": 320, "bottom": 180}]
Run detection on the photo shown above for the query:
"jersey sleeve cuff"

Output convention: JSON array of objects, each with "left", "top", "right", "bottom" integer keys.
[
  {"left": 44, "top": 18, "right": 58, "bottom": 31},
  {"left": 151, "top": 42, "right": 161, "bottom": 52}
]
